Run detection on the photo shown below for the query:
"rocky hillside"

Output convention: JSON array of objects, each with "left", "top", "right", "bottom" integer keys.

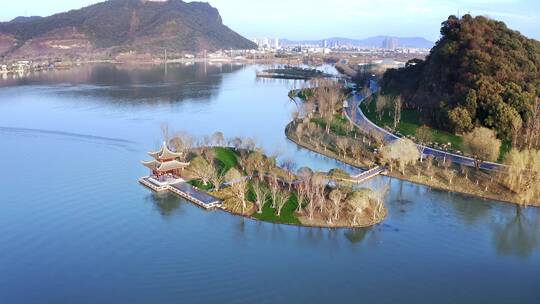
[
  {"left": 382, "top": 15, "right": 540, "bottom": 141},
  {"left": 0, "top": 0, "right": 256, "bottom": 59}
]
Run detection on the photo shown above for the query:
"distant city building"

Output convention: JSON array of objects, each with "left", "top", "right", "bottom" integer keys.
[
  {"left": 252, "top": 37, "right": 280, "bottom": 49},
  {"left": 322, "top": 40, "right": 328, "bottom": 48},
  {"left": 382, "top": 37, "right": 398, "bottom": 50}
]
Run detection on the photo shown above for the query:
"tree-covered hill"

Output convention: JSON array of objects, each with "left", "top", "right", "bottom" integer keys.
[
  {"left": 382, "top": 15, "right": 540, "bottom": 144},
  {"left": 0, "top": 0, "right": 256, "bottom": 59}
]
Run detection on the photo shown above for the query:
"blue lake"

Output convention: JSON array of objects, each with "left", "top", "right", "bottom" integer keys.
[{"left": 0, "top": 63, "right": 539, "bottom": 303}]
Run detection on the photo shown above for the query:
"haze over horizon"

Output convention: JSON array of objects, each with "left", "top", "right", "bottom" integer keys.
[{"left": 0, "top": 0, "right": 539, "bottom": 41}]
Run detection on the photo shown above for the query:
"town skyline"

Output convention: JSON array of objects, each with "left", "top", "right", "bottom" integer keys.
[{"left": 1, "top": 0, "right": 539, "bottom": 41}]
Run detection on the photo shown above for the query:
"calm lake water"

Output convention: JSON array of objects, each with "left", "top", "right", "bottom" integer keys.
[{"left": 0, "top": 63, "right": 539, "bottom": 304}]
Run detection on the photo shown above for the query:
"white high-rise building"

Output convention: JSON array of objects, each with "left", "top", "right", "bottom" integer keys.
[
  {"left": 322, "top": 40, "right": 328, "bottom": 48},
  {"left": 252, "top": 38, "right": 280, "bottom": 49}
]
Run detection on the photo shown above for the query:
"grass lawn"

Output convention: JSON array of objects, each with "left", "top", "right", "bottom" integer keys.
[
  {"left": 214, "top": 147, "right": 239, "bottom": 173},
  {"left": 247, "top": 182, "right": 302, "bottom": 225},
  {"left": 187, "top": 179, "right": 214, "bottom": 191},
  {"left": 311, "top": 114, "right": 359, "bottom": 137},
  {"left": 252, "top": 192, "right": 301, "bottom": 225},
  {"left": 360, "top": 98, "right": 464, "bottom": 151}
]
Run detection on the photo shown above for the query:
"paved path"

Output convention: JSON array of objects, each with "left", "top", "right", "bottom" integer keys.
[{"left": 344, "top": 85, "right": 506, "bottom": 171}]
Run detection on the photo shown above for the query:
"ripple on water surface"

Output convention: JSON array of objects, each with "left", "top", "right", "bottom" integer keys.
[{"left": 0, "top": 64, "right": 539, "bottom": 304}]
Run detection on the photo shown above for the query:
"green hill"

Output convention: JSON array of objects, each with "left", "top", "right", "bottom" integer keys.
[
  {"left": 0, "top": 0, "right": 256, "bottom": 59},
  {"left": 382, "top": 15, "right": 540, "bottom": 142}
]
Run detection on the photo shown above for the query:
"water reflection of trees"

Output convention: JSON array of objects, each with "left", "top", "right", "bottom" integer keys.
[
  {"left": 492, "top": 206, "right": 540, "bottom": 258},
  {"left": 146, "top": 192, "right": 183, "bottom": 217},
  {"left": 344, "top": 228, "right": 371, "bottom": 244},
  {"left": 1, "top": 63, "right": 245, "bottom": 103},
  {"left": 451, "top": 195, "right": 491, "bottom": 225},
  {"left": 80, "top": 63, "right": 243, "bottom": 102}
]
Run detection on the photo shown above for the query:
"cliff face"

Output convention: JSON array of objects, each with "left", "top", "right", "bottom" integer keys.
[{"left": 0, "top": 0, "right": 257, "bottom": 59}]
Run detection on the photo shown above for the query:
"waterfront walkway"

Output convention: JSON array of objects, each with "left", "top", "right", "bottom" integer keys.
[
  {"left": 139, "top": 177, "right": 222, "bottom": 209},
  {"left": 344, "top": 85, "right": 506, "bottom": 172},
  {"left": 350, "top": 166, "right": 385, "bottom": 183}
]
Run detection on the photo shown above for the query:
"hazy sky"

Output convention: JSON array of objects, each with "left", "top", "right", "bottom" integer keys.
[{"left": 1, "top": 0, "right": 539, "bottom": 41}]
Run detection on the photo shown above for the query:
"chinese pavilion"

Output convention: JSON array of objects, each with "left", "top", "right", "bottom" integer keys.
[{"left": 141, "top": 142, "right": 190, "bottom": 178}]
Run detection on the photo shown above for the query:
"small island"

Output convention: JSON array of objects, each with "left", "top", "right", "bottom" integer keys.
[
  {"left": 140, "top": 131, "right": 388, "bottom": 228},
  {"left": 257, "top": 66, "right": 334, "bottom": 80}
]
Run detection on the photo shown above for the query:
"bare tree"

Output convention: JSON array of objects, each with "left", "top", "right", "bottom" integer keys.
[
  {"left": 369, "top": 183, "right": 389, "bottom": 222},
  {"left": 415, "top": 125, "right": 433, "bottom": 162},
  {"left": 295, "top": 123, "right": 305, "bottom": 142},
  {"left": 369, "top": 129, "right": 385, "bottom": 150},
  {"left": 504, "top": 148, "right": 540, "bottom": 206},
  {"left": 275, "top": 190, "right": 290, "bottom": 216},
  {"left": 170, "top": 132, "right": 195, "bottom": 158},
  {"left": 393, "top": 95, "right": 402, "bottom": 129},
  {"left": 252, "top": 181, "right": 268, "bottom": 213},
  {"left": 380, "top": 139, "right": 419, "bottom": 174},
  {"left": 375, "top": 94, "right": 388, "bottom": 120},
  {"left": 346, "top": 189, "right": 371, "bottom": 225},
  {"left": 291, "top": 111, "right": 299, "bottom": 125},
  {"left": 209, "top": 166, "right": 226, "bottom": 192},
  {"left": 201, "top": 147, "right": 216, "bottom": 164},
  {"left": 463, "top": 127, "right": 501, "bottom": 165},
  {"left": 460, "top": 164, "right": 469, "bottom": 180},
  {"left": 314, "top": 81, "right": 343, "bottom": 134},
  {"left": 442, "top": 157, "right": 451, "bottom": 173},
  {"left": 188, "top": 156, "right": 214, "bottom": 185},
  {"left": 426, "top": 166, "right": 435, "bottom": 181},
  {"left": 312, "top": 174, "right": 327, "bottom": 214},
  {"left": 350, "top": 142, "right": 364, "bottom": 162},
  {"left": 211, "top": 131, "right": 225, "bottom": 146},
  {"left": 446, "top": 169, "right": 456, "bottom": 185},
  {"left": 243, "top": 150, "right": 264, "bottom": 178},
  {"left": 301, "top": 101, "right": 316, "bottom": 119},
  {"left": 229, "top": 137, "right": 243, "bottom": 151},
  {"left": 280, "top": 158, "right": 297, "bottom": 191},
  {"left": 225, "top": 168, "right": 248, "bottom": 211},
  {"left": 524, "top": 98, "right": 540, "bottom": 149},
  {"left": 268, "top": 172, "right": 280, "bottom": 208},
  {"left": 329, "top": 188, "right": 344, "bottom": 223},
  {"left": 161, "top": 123, "right": 170, "bottom": 143},
  {"left": 426, "top": 155, "right": 434, "bottom": 170},
  {"left": 336, "top": 137, "right": 349, "bottom": 158},
  {"left": 242, "top": 137, "right": 256, "bottom": 152},
  {"left": 296, "top": 167, "right": 313, "bottom": 212}
]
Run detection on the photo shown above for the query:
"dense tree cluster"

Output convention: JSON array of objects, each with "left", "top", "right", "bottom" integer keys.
[{"left": 382, "top": 15, "right": 540, "bottom": 145}]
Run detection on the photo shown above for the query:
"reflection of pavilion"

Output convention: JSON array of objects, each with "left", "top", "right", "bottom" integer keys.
[
  {"left": 141, "top": 142, "right": 190, "bottom": 184},
  {"left": 139, "top": 142, "right": 222, "bottom": 209}
]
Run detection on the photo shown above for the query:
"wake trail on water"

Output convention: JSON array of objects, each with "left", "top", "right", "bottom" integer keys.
[{"left": 0, "top": 126, "right": 139, "bottom": 151}]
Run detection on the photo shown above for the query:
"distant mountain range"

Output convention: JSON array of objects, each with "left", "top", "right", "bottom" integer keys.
[
  {"left": 280, "top": 36, "right": 434, "bottom": 49},
  {"left": 0, "top": 0, "right": 256, "bottom": 60}
]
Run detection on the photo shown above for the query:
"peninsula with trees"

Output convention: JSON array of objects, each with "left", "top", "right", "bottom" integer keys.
[
  {"left": 140, "top": 128, "right": 388, "bottom": 228},
  {"left": 287, "top": 15, "right": 540, "bottom": 207}
]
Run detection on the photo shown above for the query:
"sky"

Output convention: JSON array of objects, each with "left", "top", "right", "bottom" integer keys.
[{"left": 1, "top": 0, "right": 539, "bottom": 41}]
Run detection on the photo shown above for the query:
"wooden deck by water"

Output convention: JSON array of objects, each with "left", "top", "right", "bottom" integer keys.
[{"left": 139, "top": 177, "right": 222, "bottom": 209}]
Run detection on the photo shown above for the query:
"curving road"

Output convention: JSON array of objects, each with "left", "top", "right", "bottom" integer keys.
[{"left": 344, "top": 83, "right": 506, "bottom": 171}]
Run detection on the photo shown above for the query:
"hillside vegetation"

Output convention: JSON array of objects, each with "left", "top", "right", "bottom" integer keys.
[
  {"left": 382, "top": 15, "right": 540, "bottom": 147},
  {"left": 0, "top": 0, "right": 256, "bottom": 59}
]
